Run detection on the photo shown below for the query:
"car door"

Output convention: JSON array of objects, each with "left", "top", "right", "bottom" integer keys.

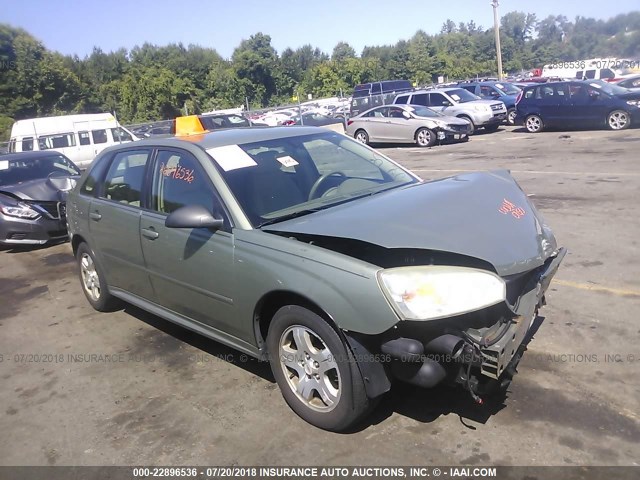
[
  {"left": 88, "top": 148, "right": 155, "bottom": 299},
  {"left": 364, "top": 107, "right": 389, "bottom": 142},
  {"left": 385, "top": 106, "right": 414, "bottom": 142},
  {"left": 139, "top": 148, "right": 241, "bottom": 339},
  {"left": 571, "top": 83, "right": 611, "bottom": 127},
  {"left": 535, "top": 84, "right": 569, "bottom": 126}
]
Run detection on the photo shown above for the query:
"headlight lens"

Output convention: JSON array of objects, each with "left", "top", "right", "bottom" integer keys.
[
  {"left": 377, "top": 266, "right": 506, "bottom": 320},
  {"left": 0, "top": 202, "right": 40, "bottom": 219},
  {"left": 626, "top": 100, "right": 639, "bottom": 106}
]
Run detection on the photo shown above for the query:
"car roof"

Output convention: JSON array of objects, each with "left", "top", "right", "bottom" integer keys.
[
  {"left": 128, "top": 126, "right": 327, "bottom": 150},
  {"left": 0, "top": 151, "right": 73, "bottom": 161}
]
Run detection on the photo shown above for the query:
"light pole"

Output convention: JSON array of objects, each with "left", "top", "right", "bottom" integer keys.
[{"left": 491, "top": 0, "right": 504, "bottom": 80}]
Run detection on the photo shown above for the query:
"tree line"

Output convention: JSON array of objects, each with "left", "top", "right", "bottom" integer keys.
[{"left": 1, "top": 11, "right": 639, "bottom": 139}]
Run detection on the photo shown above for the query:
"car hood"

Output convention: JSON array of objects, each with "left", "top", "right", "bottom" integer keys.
[
  {"left": 265, "top": 170, "right": 558, "bottom": 277},
  {"left": 0, "top": 176, "right": 79, "bottom": 202}
]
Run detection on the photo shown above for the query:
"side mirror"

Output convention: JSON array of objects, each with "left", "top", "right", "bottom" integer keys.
[
  {"left": 589, "top": 90, "right": 600, "bottom": 99},
  {"left": 442, "top": 101, "right": 452, "bottom": 106},
  {"left": 402, "top": 110, "right": 411, "bottom": 119},
  {"left": 165, "top": 204, "right": 224, "bottom": 230}
]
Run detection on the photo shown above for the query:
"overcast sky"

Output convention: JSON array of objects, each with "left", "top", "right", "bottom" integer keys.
[{"left": 3, "top": 0, "right": 639, "bottom": 58}]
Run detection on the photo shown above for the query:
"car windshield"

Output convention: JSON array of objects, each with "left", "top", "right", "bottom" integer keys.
[
  {"left": 409, "top": 106, "right": 443, "bottom": 118},
  {"left": 0, "top": 154, "right": 80, "bottom": 186},
  {"left": 445, "top": 88, "right": 481, "bottom": 103},
  {"left": 207, "top": 131, "right": 417, "bottom": 227},
  {"left": 494, "top": 82, "right": 521, "bottom": 95},
  {"left": 587, "top": 80, "right": 632, "bottom": 96}
]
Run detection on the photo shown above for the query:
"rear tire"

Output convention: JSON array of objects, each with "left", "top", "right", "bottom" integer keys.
[
  {"left": 354, "top": 129, "right": 369, "bottom": 145},
  {"left": 415, "top": 127, "right": 436, "bottom": 147},
  {"left": 76, "top": 242, "right": 122, "bottom": 312},
  {"left": 267, "top": 305, "right": 371, "bottom": 431},
  {"left": 607, "top": 110, "right": 630, "bottom": 130},
  {"left": 525, "top": 114, "right": 544, "bottom": 133}
]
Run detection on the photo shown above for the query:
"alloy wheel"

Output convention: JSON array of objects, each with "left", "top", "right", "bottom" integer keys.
[
  {"left": 80, "top": 253, "right": 101, "bottom": 301},
  {"left": 279, "top": 325, "right": 341, "bottom": 412}
]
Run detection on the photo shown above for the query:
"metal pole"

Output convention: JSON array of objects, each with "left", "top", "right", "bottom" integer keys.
[{"left": 492, "top": 0, "right": 504, "bottom": 80}]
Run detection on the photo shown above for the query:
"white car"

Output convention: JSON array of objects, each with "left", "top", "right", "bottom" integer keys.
[
  {"left": 394, "top": 88, "right": 507, "bottom": 133},
  {"left": 346, "top": 104, "right": 472, "bottom": 147}
]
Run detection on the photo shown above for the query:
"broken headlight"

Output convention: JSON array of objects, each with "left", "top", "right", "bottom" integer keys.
[
  {"left": 0, "top": 202, "right": 40, "bottom": 219},
  {"left": 377, "top": 266, "right": 506, "bottom": 321}
]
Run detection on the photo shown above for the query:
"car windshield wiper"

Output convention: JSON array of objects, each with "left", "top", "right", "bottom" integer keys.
[{"left": 257, "top": 208, "right": 323, "bottom": 228}]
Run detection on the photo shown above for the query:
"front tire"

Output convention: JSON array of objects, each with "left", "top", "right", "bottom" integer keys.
[
  {"left": 607, "top": 110, "right": 630, "bottom": 130},
  {"left": 525, "top": 114, "right": 544, "bottom": 133},
  {"left": 354, "top": 129, "right": 369, "bottom": 145},
  {"left": 507, "top": 108, "right": 517, "bottom": 126},
  {"left": 415, "top": 127, "right": 436, "bottom": 147},
  {"left": 76, "top": 242, "right": 121, "bottom": 312},
  {"left": 266, "top": 305, "right": 371, "bottom": 431}
]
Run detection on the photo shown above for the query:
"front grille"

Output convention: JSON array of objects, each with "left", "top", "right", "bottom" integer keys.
[
  {"left": 490, "top": 104, "right": 503, "bottom": 111},
  {"left": 449, "top": 124, "right": 470, "bottom": 132},
  {"left": 27, "top": 201, "right": 65, "bottom": 219}
]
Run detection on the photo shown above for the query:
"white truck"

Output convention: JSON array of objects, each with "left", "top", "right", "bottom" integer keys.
[{"left": 9, "top": 113, "right": 138, "bottom": 168}]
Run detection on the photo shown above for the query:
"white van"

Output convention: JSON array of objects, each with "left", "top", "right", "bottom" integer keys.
[{"left": 9, "top": 113, "right": 138, "bottom": 168}]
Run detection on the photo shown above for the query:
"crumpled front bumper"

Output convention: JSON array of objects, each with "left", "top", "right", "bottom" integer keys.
[
  {"left": 0, "top": 213, "right": 68, "bottom": 245},
  {"left": 475, "top": 247, "right": 566, "bottom": 379},
  {"left": 350, "top": 247, "right": 566, "bottom": 399}
]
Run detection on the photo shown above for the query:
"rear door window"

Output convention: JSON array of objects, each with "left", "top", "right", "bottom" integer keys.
[
  {"left": 411, "top": 93, "right": 428, "bottom": 106},
  {"left": 92, "top": 129, "right": 108, "bottom": 144},
  {"left": 78, "top": 131, "right": 91, "bottom": 146},
  {"left": 101, "top": 150, "right": 150, "bottom": 207},
  {"left": 600, "top": 69, "right": 615, "bottom": 79},
  {"left": 395, "top": 95, "right": 409, "bottom": 104},
  {"left": 428, "top": 93, "right": 449, "bottom": 106},
  {"left": 21, "top": 137, "right": 34, "bottom": 151}
]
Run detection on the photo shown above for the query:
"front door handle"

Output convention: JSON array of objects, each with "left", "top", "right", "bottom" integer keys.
[
  {"left": 89, "top": 211, "right": 102, "bottom": 221},
  {"left": 141, "top": 227, "right": 159, "bottom": 240}
]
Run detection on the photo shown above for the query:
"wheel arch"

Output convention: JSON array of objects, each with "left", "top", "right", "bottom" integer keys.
[
  {"left": 71, "top": 234, "right": 88, "bottom": 256},
  {"left": 254, "top": 289, "right": 392, "bottom": 399},
  {"left": 254, "top": 290, "right": 339, "bottom": 352}
]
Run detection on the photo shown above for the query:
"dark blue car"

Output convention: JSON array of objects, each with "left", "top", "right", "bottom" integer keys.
[
  {"left": 457, "top": 81, "right": 522, "bottom": 125},
  {"left": 515, "top": 80, "right": 640, "bottom": 133}
]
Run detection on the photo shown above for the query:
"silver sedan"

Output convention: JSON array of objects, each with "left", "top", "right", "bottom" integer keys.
[{"left": 346, "top": 104, "right": 472, "bottom": 147}]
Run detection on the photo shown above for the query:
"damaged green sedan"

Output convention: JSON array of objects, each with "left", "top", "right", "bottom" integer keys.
[{"left": 67, "top": 123, "right": 564, "bottom": 431}]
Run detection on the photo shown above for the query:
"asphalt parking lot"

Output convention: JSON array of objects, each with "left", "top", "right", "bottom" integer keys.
[{"left": 1, "top": 125, "right": 639, "bottom": 467}]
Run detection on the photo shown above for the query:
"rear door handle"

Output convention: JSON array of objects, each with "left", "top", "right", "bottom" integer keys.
[
  {"left": 89, "top": 211, "right": 102, "bottom": 221},
  {"left": 141, "top": 227, "right": 159, "bottom": 240}
]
